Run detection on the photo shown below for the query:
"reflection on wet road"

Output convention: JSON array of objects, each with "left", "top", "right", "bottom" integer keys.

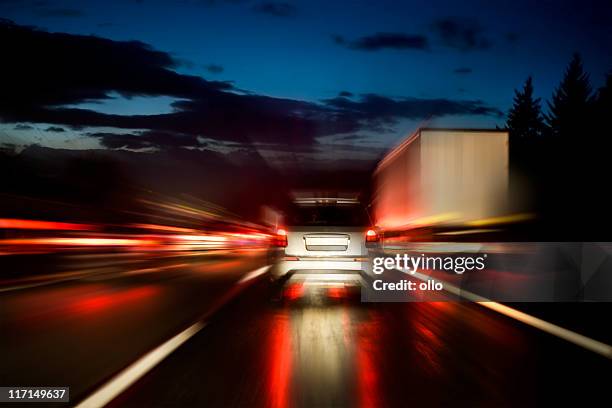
[
  {"left": 0, "top": 250, "right": 268, "bottom": 403},
  {"left": 111, "top": 282, "right": 610, "bottom": 408},
  {"left": 1, "top": 252, "right": 610, "bottom": 407}
]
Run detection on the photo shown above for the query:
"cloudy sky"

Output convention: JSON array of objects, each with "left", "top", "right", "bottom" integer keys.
[{"left": 1, "top": 0, "right": 611, "bottom": 169}]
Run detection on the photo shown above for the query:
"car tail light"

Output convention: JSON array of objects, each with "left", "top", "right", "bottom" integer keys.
[
  {"left": 365, "top": 229, "right": 379, "bottom": 243},
  {"left": 275, "top": 228, "right": 288, "bottom": 247}
]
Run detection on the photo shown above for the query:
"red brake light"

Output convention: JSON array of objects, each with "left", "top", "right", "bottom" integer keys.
[
  {"left": 275, "top": 228, "right": 288, "bottom": 247},
  {"left": 366, "top": 229, "right": 379, "bottom": 243}
]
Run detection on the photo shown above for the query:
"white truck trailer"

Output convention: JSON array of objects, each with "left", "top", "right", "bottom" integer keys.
[{"left": 373, "top": 128, "right": 509, "bottom": 232}]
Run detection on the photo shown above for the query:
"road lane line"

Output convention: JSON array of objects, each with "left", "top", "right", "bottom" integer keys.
[
  {"left": 238, "top": 265, "right": 271, "bottom": 284},
  {"left": 399, "top": 268, "right": 612, "bottom": 359},
  {"left": 75, "top": 264, "right": 272, "bottom": 407},
  {"left": 477, "top": 301, "right": 612, "bottom": 359},
  {"left": 75, "top": 322, "right": 206, "bottom": 408}
]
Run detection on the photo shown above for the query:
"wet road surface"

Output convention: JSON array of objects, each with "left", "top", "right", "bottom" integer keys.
[
  {"left": 1, "top": 253, "right": 610, "bottom": 407},
  {"left": 110, "top": 280, "right": 611, "bottom": 408},
  {"left": 0, "top": 250, "right": 268, "bottom": 404}
]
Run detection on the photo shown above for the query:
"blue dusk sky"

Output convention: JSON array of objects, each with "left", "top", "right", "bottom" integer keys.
[{"left": 1, "top": 0, "right": 611, "bottom": 168}]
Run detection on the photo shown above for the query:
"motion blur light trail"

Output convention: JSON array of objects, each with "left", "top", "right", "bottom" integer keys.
[
  {"left": 0, "top": 193, "right": 278, "bottom": 297},
  {"left": 0, "top": 190, "right": 278, "bottom": 258},
  {"left": 0, "top": 206, "right": 274, "bottom": 260},
  {"left": 268, "top": 314, "right": 292, "bottom": 408},
  {"left": 0, "top": 218, "right": 95, "bottom": 230}
]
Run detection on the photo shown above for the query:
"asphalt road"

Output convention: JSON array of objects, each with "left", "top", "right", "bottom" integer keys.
[
  {"left": 110, "top": 278, "right": 610, "bottom": 407},
  {"left": 0, "top": 250, "right": 269, "bottom": 405},
  {"left": 1, "top": 253, "right": 610, "bottom": 407}
]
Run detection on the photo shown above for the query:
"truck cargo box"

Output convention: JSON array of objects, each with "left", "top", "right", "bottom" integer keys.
[{"left": 373, "top": 128, "right": 509, "bottom": 231}]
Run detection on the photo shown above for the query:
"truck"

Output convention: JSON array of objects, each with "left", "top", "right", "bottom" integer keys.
[{"left": 373, "top": 128, "right": 510, "bottom": 236}]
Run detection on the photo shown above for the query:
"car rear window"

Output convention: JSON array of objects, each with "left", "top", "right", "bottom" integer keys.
[{"left": 287, "top": 205, "right": 369, "bottom": 226}]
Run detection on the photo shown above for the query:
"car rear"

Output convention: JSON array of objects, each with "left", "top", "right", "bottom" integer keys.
[{"left": 270, "top": 198, "right": 378, "bottom": 284}]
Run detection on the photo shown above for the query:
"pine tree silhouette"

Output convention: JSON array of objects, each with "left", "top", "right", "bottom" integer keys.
[
  {"left": 591, "top": 71, "right": 612, "bottom": 204},
  {"left": 507, "top": 77, "right": 545, "bottom": 141},
  {"left": 594, "top": 71, "right": 612, "bottom": 125},
  {"left": 543, "top": 54, "right": 604, "bottom": 238},
  {"left": 546, "top": 53, "right": 593, "bottom": 140},
  {"left": 506, "top": 77, "right": 546, "bottom": 218}
]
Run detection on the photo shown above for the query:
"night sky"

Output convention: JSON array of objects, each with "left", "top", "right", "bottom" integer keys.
[{"left": 1, "top": 0, "right": 611, "bottom": 170}]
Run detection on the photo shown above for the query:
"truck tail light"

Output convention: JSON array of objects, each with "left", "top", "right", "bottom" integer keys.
[
  {"left": 275, "top": 228, "right": 288, "bottom": 247},
  {"left": 366, "top": 229, "right": 379, "bottom": 243}
]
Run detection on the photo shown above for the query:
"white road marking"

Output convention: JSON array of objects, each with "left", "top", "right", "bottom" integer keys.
[
  {"left": 75, "top": 264, "right": 272, "bottom": 407},
  {"left": 477, "top": 301, "right": 612, "bottom": 359},
  {"left": 74, "top": 322, "right": 206, "bottom": 408},
  {"left": 400, "top": 268, "right": 612, "bottom": 359},
  {"left": 237, "top": 265, "right": 271, "bottom": 284}
]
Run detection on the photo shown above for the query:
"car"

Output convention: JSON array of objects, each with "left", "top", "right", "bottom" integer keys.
[{"left": 269, "top": 196, "right": 379, "bottom": 285}]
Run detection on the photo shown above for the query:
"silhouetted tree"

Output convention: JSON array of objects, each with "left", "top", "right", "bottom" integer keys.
[
  {"left": 594, "top": 71, "right": 612, "bottom": 127},
  {"left": 506, "top": 77, "right": 546, "bottom": 216},
  {"left": 546, "top": 53, "right": 593, "bottom": 140},
  {"left": 590, "top": 71, "right": 612, "bottom": 214},
  {"left": 507, "top": 77, "right": 545, "bottom": 141},
  {"left": 543, "top": 54, "right": 606, "bottom": 238}
]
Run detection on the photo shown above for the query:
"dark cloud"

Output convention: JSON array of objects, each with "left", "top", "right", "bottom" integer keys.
[
  {"left": 205, "top": 64, "right": 224, "bottom": 74},
  {"left": 1, "top": 21, "right": 336, "bottom": 146},
  {"left": 252, "top": 2, "right": 297, "bottom": 17},
  {"left": 334, "top": 32, "right": 428, "bottom": 51},
  {"left": 334, "top": 134, "right": 366, "bottom": 141},
  {"left": 14, "top": 124, "right": 33, "bottom": 130},
  {"left": 431, "top": 18, "right": 492, "bottom": 51},
  {"left": 453, "top": 67, "right": 472, "bottom": 74},
  {"left": 163, "top": 96, "right": 357, "bottom": 144},
  {"left": 35, "top": 8, "right": 84, "bottom": 17},
  {"left": 0, "top": 21, "right": 501, "bottom": 154},
  {"left": 45, "top": 126, "right": 65, "bottom": 132},
  {"left": 0, "top": 20, "right": 358, "bottom": 146},
  {"left": 90, "top": 131, "right": 205, "bottom": 150},
  {"left": 338, "top": 91, "right": 353, "bottom": 97},
  {"left": 1, "top": 21, "right": 233, "bottom": 106},
  {"left": 323, "top": 94, "right": 503, "bottom": 122}
]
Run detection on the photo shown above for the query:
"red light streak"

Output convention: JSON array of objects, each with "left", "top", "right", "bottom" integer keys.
[
  {"left": 0, "top": 237, "right": 157, "bottom": 246},
  {"left": 0, "top": 218, "right": 94, "bottom": 230},
  {"left": 356, "top": 319, "right": 382, "bottom": 408},
  {"left": 268, "top": 314, "right": 292, "bottom": 408},
  {"left": 283, "top": 283, "right": 304, "bottom": 301},
  {"left": 70, "top": 286, "right": 158, "bottom": 314},
  {"left": 327, "top": 286, "right": 348, "bottom": 299},
  {"left": 132, "top": 224, "right": 197, "bottom": 233}
]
